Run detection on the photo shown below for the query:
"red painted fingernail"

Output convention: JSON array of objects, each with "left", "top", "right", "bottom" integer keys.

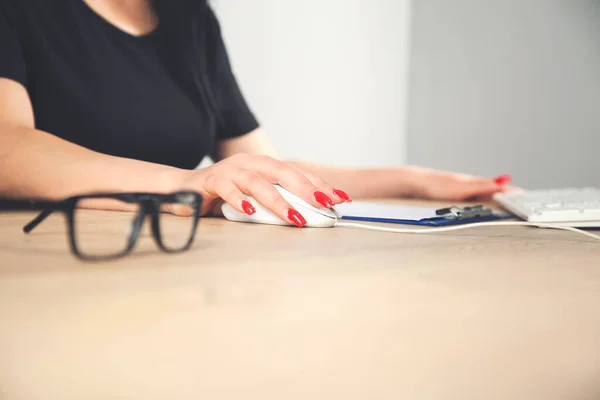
[
  {"left": 494, "top": 174, "right": 512, "bottom": 185},
  {"left": 241, "top": 200, "right": 256, "bottom": 215},
  {"left": 287, "top": 209, "right": 306, "bottom": 227},
  {"left": 333, "top": 189, "right": 352, "bottom": 202},
  {"left": 314, "top": 191, "right": 334, "bottom": 208}
]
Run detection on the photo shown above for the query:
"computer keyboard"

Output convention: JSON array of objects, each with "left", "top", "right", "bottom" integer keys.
[{"left": 493, "top": 187, "right": 600, "bottom": 227}]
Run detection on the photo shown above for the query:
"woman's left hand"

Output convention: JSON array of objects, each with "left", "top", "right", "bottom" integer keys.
[{"left": 408, "top": 167, "right": 516, "bottom": 201}]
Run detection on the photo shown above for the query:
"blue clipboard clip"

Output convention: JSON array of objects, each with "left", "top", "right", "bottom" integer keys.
[
  {"left": 434, "top": 205, "right": 493, "bottom": 220},
  {"left": 423, "top": 204, "right": 509, "bottom": 226}
]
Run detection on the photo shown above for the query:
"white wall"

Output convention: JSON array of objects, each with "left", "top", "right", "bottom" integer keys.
[
  {"left": 407, "top": 0, "right": 600, "bottom": 189},
  {"left": 211, "top": 0, "right": 412, "bottom": 167},
  {"left": 210, "top": 1, "right": 599, "bottom": 189}
]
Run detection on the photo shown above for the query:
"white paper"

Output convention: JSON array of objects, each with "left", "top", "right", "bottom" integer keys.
[{"left": 335, "top": 201, "right": 440, "bottom": 221}]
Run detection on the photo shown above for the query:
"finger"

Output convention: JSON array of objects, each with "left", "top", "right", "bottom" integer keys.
[
  {"left": 164, "top": 203, "right": 195, "bottom": 217},
  {"left": 202, "top": 169, "right": 257, "bottom": 217},
  {"left": 458, "top": 178, "right": 504, "bottom": 200},
  {"left": 241, "top": 155, "right": 336, "bottom": 209},
  {"left": 231, "top": 169, "right": 307, "bottom": 227},
  {"left": 493, "top": 174, "right": 512, "bottom": 186},
  {"left": 500, "top": 185, "right": 523, "bottom": 193},
  {"left": 289, "top": 164, "right": 351, "bottom": 204}
]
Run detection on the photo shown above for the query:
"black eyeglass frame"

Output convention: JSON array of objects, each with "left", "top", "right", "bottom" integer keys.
[{"left": 22, "top": 191, "right": 203, "bottom": 260}]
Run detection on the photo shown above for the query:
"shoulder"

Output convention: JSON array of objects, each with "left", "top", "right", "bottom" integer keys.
[{"left": 199, "top": 2, "right": 224, "bottom": 39}]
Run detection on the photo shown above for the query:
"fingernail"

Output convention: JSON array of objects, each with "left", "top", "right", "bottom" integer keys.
[
  {"left": 333, "top": 189, "right": 352, "bottom": 202},
  {"left": 494, "top": 174, "right": 512, "bottom": 185},
  {"left": 241, "top": 200, "right": 256, "bottom": 215},
  {"left": 287, "top": 208, "right": 307, "bottom": 227},
  {"left": 314, "top": 191, "right": 334, "bottom": 208}
]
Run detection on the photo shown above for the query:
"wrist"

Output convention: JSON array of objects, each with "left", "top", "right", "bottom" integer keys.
[
  {"left": 393, "top": 166, "right": 429, "bottom": 198},
  {"left": 158, "top": 167, "right": 195, "bottom": 193}
]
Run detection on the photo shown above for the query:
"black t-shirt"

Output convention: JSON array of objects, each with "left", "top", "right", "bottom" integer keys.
[{"left": 0, "top": 0, "right": 259, "bottom": 169}]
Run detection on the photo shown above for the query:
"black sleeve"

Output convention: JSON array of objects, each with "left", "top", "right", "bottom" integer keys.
[
  {"left": 205, "top": 5, "right": 260, "bottom": 140},
  {"left": 0, "top": 1, "right": 27, "bottom": 87}
]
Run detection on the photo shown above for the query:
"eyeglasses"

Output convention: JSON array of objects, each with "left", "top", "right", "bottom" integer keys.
[{"left": 22, "top": 192, "right": 203, "bottom": 261}]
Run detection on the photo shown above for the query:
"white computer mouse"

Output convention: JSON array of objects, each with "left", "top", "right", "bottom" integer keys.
[{"left": 221, "top": 184, "right": 340, "bottom": 228}]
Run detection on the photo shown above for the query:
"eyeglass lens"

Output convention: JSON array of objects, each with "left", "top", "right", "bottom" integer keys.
[
  {"left": 158, "top": 193, "right": 198, "bottom": 251},
  {"left": 72, "top": 198, "right": 142, "bottom": 258}
]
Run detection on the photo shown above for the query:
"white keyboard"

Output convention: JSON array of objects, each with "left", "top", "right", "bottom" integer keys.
[{"left": 493, "top": 187, "right": 600, "bottom": 227}]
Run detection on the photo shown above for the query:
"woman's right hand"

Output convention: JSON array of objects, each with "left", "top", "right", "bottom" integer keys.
[{"left": 174, "top": 153, "right": 352, "bottom": 227}]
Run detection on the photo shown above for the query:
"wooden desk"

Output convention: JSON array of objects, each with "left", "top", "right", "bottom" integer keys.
[{"left": 1, "top": 202, "right": 599, "bottom": 400}]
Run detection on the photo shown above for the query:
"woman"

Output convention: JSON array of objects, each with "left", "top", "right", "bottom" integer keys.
[{"left": 0, "top": 0, "right": 511, "bottom": 227}]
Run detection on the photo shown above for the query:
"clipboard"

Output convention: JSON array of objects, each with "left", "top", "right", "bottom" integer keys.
[{"left": 335, "top": 202, "right": 513, "bottom": 226}]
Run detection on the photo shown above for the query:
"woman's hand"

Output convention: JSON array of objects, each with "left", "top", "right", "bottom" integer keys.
[
  {"left": 285, "top": 160, "right": 517, "bottom": 202},
  {"left": 211, "top": 129, "right": 514, "bottom": 204},
  {"left": 408, "top": 167, "right": 515, "bottom": 201},
  {"left": 175, "top": 153, "right": 352, "bottom": 226}
]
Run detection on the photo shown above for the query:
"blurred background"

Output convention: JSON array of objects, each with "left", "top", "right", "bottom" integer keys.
[{"left": 212, "top": 0, "right": 599, "bottom": 189}]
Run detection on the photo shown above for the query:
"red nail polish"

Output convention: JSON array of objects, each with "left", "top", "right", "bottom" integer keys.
[
  {"left": 241, "top": 200, "right": 256, "bottom": 215},
  {"left": 314, "top": 191, "right": 334, "bottom": 208},
  {"left": 287, "top": 209, "right": 306, "bottom": 227},
  {"left": 333, "top": 189, "right": 352, "bottom": 202},
  {"left": 494, "top": 174, "right": 512, "bottom": 185}
]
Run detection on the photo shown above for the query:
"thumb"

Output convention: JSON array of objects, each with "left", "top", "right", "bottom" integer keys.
[
  {"left": 206, "top": 198, "right": 225, "bottom": 217},
  {"left": 164, "top": 203, "right": 195, "bottom": 217}
]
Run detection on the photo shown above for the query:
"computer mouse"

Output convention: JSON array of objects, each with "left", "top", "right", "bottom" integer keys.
[{"left": 221, "top": 184, "right": 341, "bottom": 228}]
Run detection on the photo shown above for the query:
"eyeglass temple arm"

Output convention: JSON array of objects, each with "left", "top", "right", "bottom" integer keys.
[{"left": 23, "top": 208, "right": 55, "bottom": 233}]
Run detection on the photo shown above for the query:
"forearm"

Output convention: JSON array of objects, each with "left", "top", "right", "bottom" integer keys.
[
  {"left": 0, "top": 127, "right": 185, "bottom": 200},
  {"left": 289, "top": 161, "right": 424, "bottom": 199},
  {"left": 214, "top": 128, "right": 426, "bottom": 199}
]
